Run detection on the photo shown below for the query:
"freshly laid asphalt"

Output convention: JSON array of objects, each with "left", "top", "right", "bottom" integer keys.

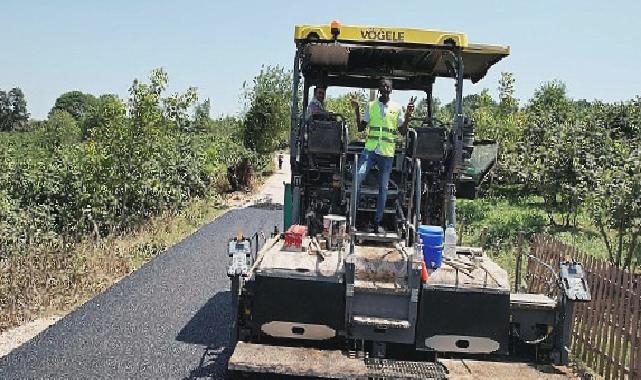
[{"left": 0, "top": 206, "right": 281, "bottom": 379}]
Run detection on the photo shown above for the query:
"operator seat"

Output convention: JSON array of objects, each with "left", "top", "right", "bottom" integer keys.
[
  {"left": 306, "top": 112, "right": 346, "bottom": 155},
  {"left": 406, "top": 124, "right": 448, "bottom": 163}
]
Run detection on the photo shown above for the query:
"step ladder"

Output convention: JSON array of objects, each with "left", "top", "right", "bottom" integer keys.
[{"left": 344, "top": 244, "right": 421, "bottom": 345}]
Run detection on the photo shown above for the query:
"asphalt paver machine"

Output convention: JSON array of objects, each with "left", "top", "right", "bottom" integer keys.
[{"left": 226, "top": 23, "right": 591, "bottom": 379}]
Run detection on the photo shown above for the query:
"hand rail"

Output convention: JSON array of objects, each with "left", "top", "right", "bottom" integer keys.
[
  {"left": 406, "top": 129, "right": 418, "bottom": 235},
  {"left": 349, "top": 153, "right": 359, "bottom": 255},
  {"left": 350, "top": 153, "right": 359, "bottom": 231},
  {"left": 414, "top": 158, "right": 422, "bottom": 233},
  {"left": 410, "top": 129, "right": 418, "bottom": 159}
]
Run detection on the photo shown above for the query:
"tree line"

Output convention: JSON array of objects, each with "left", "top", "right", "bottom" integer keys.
[
  {"left": 0, "top": 66, "right": 291, "bottom": 254},
  {"left": 455, "top": 73, "right": 640, "bottom": 268},
  {"left": 2, "top": 68, "right": 639, "bottom": 268}
]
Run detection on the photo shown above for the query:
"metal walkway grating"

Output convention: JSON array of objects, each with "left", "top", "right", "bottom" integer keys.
[{"left": 365, "top": 358, "right": 448, "bottom": 379}]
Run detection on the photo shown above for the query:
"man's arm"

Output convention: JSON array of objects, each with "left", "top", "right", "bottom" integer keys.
[{"left": 399, "top": 96, "right": 417, "bottom": 136}]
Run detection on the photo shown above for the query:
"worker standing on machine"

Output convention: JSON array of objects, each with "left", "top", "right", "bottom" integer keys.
[{"left": 351, "top": 79, "right": 416, "bottom": 233}]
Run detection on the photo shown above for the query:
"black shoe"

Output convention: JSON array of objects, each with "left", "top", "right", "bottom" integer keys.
[
  {"left": 375, "top": 224, "right": 386, "bottom": 234},
  {"left": 365, "top": 223, "right": 375, "bottom": 233}
]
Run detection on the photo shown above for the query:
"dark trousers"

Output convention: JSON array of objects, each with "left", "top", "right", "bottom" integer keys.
[{"left": 356, "top": 149, "right": 393, "bottom": 224}]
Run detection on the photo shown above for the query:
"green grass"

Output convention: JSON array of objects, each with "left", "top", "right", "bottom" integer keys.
[
  {"left": 457, "top": 184, "right": 612, "bottom": 282},
  {"left": 0, "top": 192, "right": 229, "bottom": 332},
  {"left": 553, "top": 229, "right": 609, "bottom": 260}
]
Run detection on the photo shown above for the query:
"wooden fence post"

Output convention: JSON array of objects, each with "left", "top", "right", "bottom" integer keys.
[
  {"left": 479, "top": 226, "right": 488, "bottom": 249},
  {"left": 457, "top": 217, "right": 465, "bottom": 246},
  {"left": 631, "top": 279, "right": 641, "bottom": 379},
  {"left": 514, "top": 231, "right": 525, "bottom": 292}
]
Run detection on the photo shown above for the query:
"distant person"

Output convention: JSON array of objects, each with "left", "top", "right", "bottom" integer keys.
[
  {"left": 227, "top": 165, "right": 238, "bottom": 191},
  {"left": 351, "top": 78, "right": 416, "bottom": 233},
  {"left": 278, "top": 153, "right": 283, "bottom": 170},
  {"left": 306, "top": 86, "right": 326, "bottom": 120}
]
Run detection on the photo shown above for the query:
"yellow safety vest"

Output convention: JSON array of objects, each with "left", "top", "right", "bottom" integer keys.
[{"left": 365, "top": 100, "right": 401, "bottom": 157}]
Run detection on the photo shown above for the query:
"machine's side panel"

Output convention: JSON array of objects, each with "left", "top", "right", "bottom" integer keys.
[
  {"left": 416, "top": 287, "right": 510, "bottom": 355},
  {"left": 250, "top": 276, "right": 345, "bottom": 336}
]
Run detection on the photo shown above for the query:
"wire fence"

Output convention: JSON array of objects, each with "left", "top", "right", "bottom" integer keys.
[{"left": 527, "top": 234, "right": 641, "bottom": 380}]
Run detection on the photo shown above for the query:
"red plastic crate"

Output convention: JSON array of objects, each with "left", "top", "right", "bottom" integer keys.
[{"left": 284, "top": 225, "right": 307, "bottom": 251}]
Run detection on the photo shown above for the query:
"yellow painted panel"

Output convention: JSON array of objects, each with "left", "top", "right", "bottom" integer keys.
[{"left": 295, "top": 24, "right": 468, "bottom": 47}]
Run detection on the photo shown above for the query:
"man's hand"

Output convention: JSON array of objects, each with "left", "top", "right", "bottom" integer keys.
[
  {"left": 405, "top": 96, "right": 417, "bottom": 119},
  {"left": 399, "top": 96, "right": 417, "bottom": 136}
]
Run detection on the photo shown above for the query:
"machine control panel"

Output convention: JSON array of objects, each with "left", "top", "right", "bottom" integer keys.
[
  {"left": 227, "top": 238, "right": 252, "bottom": 277},
  {"left": 559, "top": 262, "right": 591, "bottom": 302}
]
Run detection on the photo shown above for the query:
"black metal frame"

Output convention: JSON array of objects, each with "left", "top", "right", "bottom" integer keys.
[{"left": 290, "top": 41, "right": 467, "bottom": 229}]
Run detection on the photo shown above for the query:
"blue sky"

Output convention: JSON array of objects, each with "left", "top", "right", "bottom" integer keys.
[{"left": 2, "top": 1, "right": 641, "bottom": 120}]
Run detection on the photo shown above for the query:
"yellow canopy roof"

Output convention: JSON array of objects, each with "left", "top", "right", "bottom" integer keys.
[
  {"left": 295, "top": 24, "right": 471, "bottom": 47},
  {"left": 294, "top": 23, "right": 510, "bottom": 85}
]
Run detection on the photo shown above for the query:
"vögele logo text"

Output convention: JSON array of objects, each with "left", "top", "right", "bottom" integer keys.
[{"left": 360, "top": 29, "right": 405, "bottom": 42}]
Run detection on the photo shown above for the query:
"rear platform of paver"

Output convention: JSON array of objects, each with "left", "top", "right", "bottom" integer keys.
[{"left": 228, "top": 342, "right": 578, "bottom": 379}]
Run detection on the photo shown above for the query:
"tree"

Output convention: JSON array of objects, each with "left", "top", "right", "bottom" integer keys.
[
  {"left": 526, "top": 80, "right": 573, "bottom": 123},
  {"left": 163, "top": 86, "right": 198, "bottom": 131},
  {"left": 194, "top": 99, "right": 211, "bottom": 122},
  {"left": 191, "top": 99, "right": 212, "bottom": 132},
  {"left": 442, "top": 92, "right": 497, "bottom": 120},
  {"left": 0, "top": 87, "right": 29, "bottom": 131},
  {"left": 588, "top": 100, "right": 641, "bottom": 140},
  {"left": 82, "top": 94, "right": 126, "bottom": 139},
  {"left": 42, "top": 109, "right": 81, "bottom": 149},
  {"left": 585, "top": 138, "right": 641, "bottom": 268},
  {"left": 51, "top": 91, "right": 97, "bottom": 122},
  {"left": 466, "top": 76, "right": 527, "bottom": 183},
  {"left": 497, "top": 72, "right": 518, "bottom": 115},
  {"left": 520, "top": 81, "right": 580, "bottom": 224},
  {"left": 576, "top": 100, "right": 641, "bottom": 268},
  {"left": 242, "top": 65, "right": 291, "bottom": 163},
  {"left": 0, "top": 90, "right": 8, "bottom": 130}
]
